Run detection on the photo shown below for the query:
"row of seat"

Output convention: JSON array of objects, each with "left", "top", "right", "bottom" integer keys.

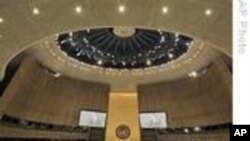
[
  {"left": 0, "top": 114, "right": 89, "bottom": 133},
  {"left": 142, "top": 129, "right": 229, "bottom": 141},
  {"left": 0, "top": 113, "right": 230, "bottom": 134},
  {"left": 0, "top": 114, "right": 105, "bottom": 140},
  {"left": 0, "top": 113, "right": 229, "bottom": 141}
]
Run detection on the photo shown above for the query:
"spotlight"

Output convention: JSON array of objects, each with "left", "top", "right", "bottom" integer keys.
[
  {"left": 205, "top": 9, "right": 212, "bottom": 16},
  {"left": 184, "top": 128, "right": 189, "bottom": 133},
  {"left": 97, "top": 60, "right": 103, "bottom": 65},
  {"left": 0, "top": 17, "right": 3, "bottom": 23},
  {"left": 175, "top": 33, "right": 180, "bottom": 38},
  {"left": 194, "top": 127, "right": 201, "bottom": 132},
  {"left": 118, "top": 5, "right": 126, "bottom": 13},
  {"left": 32, "top": 8, "right": 40, "bottom": 15},
  {"left": 189, "top": 67, "right": 207, "bottom": 78},
  {"left": 162, "top": 6, "right": 168, "bottom": 14},
  {"left": 168, "top": 53, "right": 174, "bottom": 59},
  {"left": 54, "top": 72, "right": 61, "bottom": 78},
  {"left": 69, "top": 32, "right": 73, "bottom": 37},
  {"left": 188, "top": 71, "right": 198, "bottom": 78},
  {"left": 122, "top": 61, "right": 126, "bottom": 66},
  {"left": 75, "top": 6, "right": 82, "bottom": 13},
  {"left": 146, "top": 59, "right": 152, "bottom": 66}
]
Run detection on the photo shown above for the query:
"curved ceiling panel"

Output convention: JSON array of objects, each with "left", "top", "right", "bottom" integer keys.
[
  {"left": 0, "top": 0, "right": 231, "bottom": 82},
  {"left": 27, "top": 35, "right": 219, "bottom": 91}
]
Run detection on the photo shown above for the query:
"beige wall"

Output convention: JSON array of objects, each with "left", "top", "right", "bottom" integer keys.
[
  {"left": 138, "top": 59, "right": 232, "bottom": 127},
  {"left": 0, "top": 57, "right": 110, "bottom": 126}
]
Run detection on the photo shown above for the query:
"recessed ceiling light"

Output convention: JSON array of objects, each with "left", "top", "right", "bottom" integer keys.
[
  {"left": 175, "top": 33, "right": 180, "bottom": 38},
  {"left": 188, "top": 71, "right": 198, "bottom": 78},
  {"left": 97, "top": 60, "right": 103, "bottom": 65},
  {"left": 205, "top": 9, "right": 212, "bottom": 16},
  {"left": 54, "top": 72, "right": 61, "bottom": 78},
  {"left": 146, "top": 59, "right": 152, "bottom": 65},
  {"left": 168, "top": 53, "right": 174, "bottom": 59},
  {"left": 69, "top": 32, "right": 73, "bottom": 37},
  {"left": 32, "top": 8, "right": 40, "bottom": 15},
  {"left": 75, "top": 6, "right": 82, "bottom": 13},
  {"left": 118, "top": 5, "right": 126, "bottom": 13},
  {"left": 162, "top": 6, "right": 168, "bottom": 14},
  {"left": 184, "top": 128, "right": 189, "bottom": 133},
  {"left": 122, "top": 61, "right": 126, "bottom": 66},
  {"left": 194, "top": 126, "right": 201, "bottom": 132},
  {"left": 0, "top": 17, "right": 4, "bottom": 23}
]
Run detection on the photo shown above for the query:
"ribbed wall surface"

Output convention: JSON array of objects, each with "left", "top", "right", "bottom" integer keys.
[
  {"left": 0, "top": 57, "right": 109, "bottom": 126},
  {"left": 138, "top": 59, "right": 232, "bottom": 127}
]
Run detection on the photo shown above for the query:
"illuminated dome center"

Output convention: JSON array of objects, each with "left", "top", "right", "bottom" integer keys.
[
  {"left": 57, "top": 27, "right": 193, "bottom": 69},
  {"left": 113, "top": 26, "right": 136, "bottom": 37}
]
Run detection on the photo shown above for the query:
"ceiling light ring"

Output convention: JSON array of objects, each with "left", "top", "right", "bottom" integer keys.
[{"left": 57, "top": 27, "right": 194, "bottom": 70}]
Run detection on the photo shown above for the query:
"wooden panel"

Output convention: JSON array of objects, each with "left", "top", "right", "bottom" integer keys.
[
  {"left": 0, "top": 56, "right": 109, "bottom": 126},
  {"left": 138, "top": 59, "right": 232, "bottom": 127}
]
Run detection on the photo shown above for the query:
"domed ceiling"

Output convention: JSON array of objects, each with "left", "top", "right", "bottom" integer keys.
[
  {"left": 57, "top": 27, "right": 193, "bottom": 69},
  {"left": 0, "top": 0, "right": 231, "bottom": 90}
]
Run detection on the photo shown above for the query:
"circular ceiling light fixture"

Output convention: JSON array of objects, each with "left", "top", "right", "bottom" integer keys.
[
  {"left": 0, "top": 17, "right": 4, "bottom": 23},
  {"left": 32, "top": 8, "right": 40, "bottom": 15},
  {"left": 194, "top": 126, "right": 201, "bottom": 132},
  {"left": 205, "top": 9, "right": 212, "bottom": 16},
  {"left": 188, "top": 71, "right": 198, "bottom": 78},
  {"left": 57, "top": 27, "right": 193, "bottom": 69},
  {"left": 188, "top": 67, "right": 208, "bottom": 78},
  {"left": 118, "top": 5, "right": 126, "bottom": 13},
  {"left": 97, "top": 60, "right": 103, "bottom": 65},
  {"left": 75, "top": 6, "right": 82, "bottom": 13},
  {"left": 184, "top": 128, "right": 190, "bottom": 133},
  {"left": 146, "top": 59, "right": 152, "bottom": 66},
  {"left": 162, "top": 6, "right": 169, "bottom": 14}
]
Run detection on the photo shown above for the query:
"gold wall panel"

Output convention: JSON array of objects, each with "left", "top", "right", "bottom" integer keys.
[{"left": 105, "top": 92, "right": 140, "bottom": 141}]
